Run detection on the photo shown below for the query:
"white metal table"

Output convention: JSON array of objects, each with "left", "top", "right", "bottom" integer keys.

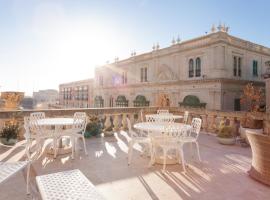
[
  {"left": 36, "top": 169, "right": 106, "bottom": 200},
  {"left": 37, "top": 118, "right": 77, "bottom": 156},
  {"left": 134, "top": 122, "right": 190, "bottom": 133},
  {"left": 134, "top": 122, "right": 191, "bottom": 164}
]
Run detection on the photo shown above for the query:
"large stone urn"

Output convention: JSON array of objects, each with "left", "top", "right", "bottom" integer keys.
[{"left": 0, "top": 91, "right": 24, "bottom": 110}]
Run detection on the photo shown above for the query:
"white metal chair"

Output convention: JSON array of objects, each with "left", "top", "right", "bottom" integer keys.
[
  {"left": 178, "top": 117, "right": 202, "bottom": 172},
  {"left": 183, "top": 111, "right": 189, "bottom": 124},
  {"left": 0, "top": 161, "right": 31, "bottom": 194},
  {"left": 26, "top": 116, "right": 54, "bottom": 158},
  {"left": 157, "top": 110, "right": 169, "bottom": 115},
  {"left": 61, "top": 112, "right": 88, "bottom": 159},
  {"left": 127, "top": 117, "right": 151, "bottom": 165},
  {"left": 30, "top": 112, "right": 45, "bottom": 120}
]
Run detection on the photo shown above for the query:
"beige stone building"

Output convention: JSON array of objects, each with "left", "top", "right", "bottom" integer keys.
[
  {"left": 59, "top": 79, "right": 93, "bottom": 108},
  {"left": 93, "top": 26, "right": 270, "bottom": 111}
]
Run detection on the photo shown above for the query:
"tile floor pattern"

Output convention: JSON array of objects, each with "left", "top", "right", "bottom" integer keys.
[{"left": 0, "top": 131, "right": 270, "bottom": 200}]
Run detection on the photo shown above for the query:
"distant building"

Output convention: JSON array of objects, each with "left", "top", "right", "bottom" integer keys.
[
  {"left": 21, "top": 97, "right": 34, "bottom": 109},
  {"left": 59, "top": 79, "right": 93, "bottom": 108},
  {"left": 33, "top": 89, "right": 59, "bottom": 108}
]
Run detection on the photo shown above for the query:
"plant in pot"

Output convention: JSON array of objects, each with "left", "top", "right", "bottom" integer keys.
[
  {"left": 217, "top": 120, "right": 235, "bottom": 145},
  {"left": 240, "top": 83, "right": 265, "bottom": 143},
  {"left": 84, "top": 115, "right": 102, "bottom": 138},
  {"left": 0, "top": 121, "right": 20, "bottom": 145}
]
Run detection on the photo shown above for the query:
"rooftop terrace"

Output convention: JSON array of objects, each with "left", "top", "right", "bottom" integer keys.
[{"left": 1, "top": 130, "right": 270, "bottom": 200}]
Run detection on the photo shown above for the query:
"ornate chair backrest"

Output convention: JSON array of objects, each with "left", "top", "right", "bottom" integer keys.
[
  {"left": 28, "top": 116, "right": 44, "bottom": 137},
  {"left": 183, "top": 111, "right": 189, "bottom": 124},
  {"left": 126, "top": 117, "right": 147, "bottom": 138},
  {"left": 126, "top": 117, "right": 137, "bottom": 138},
  {"left": 73, "top": 112, "right": 87, "bottom": 132},
  {"left": 146, "top": 115, "right": 156, "bottom": 123},
  {"left": 24, "top": 116, "right": 31, "bottom": 139},
  {"left": 157, "top": 110, "right": 169, "bottom": 115},
  {"left": 30, "top": 112, "right": 45, "bottom": 120},
  {"left": 190, "top": 118, "right": 202, "bottom": 139},
  {"left": 158, "top": 115, "right": 175, "bottom": 123}
]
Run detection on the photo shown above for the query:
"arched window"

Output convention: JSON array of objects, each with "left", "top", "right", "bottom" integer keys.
[
  {"left": 188, "top": 59, "right": 194, "bottom": 78},
  {"left": 195, "top": 57, "right": 201, "bottom": 77}
]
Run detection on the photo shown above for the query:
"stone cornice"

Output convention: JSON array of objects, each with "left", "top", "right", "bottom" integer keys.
[
  {"left": 96, "top": 78, "right": 264, "bottom": 90},
  {"left": 98, "top": 32, "right": 270, "bottom": 69},
  {"left": 59, "top": 79, "right": 94, "bottom": 87}
]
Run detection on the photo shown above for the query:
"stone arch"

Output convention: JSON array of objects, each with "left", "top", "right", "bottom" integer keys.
[
  {"left": 179, "top": 95, "right": 206, "bottom": 108},
  {"left": 115, "top": 95, "right": 128, "bottom": 107},
  {"left": 157, "top": 64, "right": 176, "bottom": 81},
  {"left": 133, "top": 95, "right": 150, "bottom": 107}
]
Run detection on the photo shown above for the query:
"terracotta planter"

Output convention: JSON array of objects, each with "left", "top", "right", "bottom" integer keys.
[
  {"left": 217, "top": 137, "right": 235, "bottom": 145},
  {"left": 239, "top": 126, "right": 263, "bottom": 144},
  {"left": 1, "top": 138, "right": 17, "bottom": 145}
]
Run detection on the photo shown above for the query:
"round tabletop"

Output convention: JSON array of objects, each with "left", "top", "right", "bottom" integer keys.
[
  {"left": 145, "top": 114, "right": 183, "bottom": 120},
  {"left": 37, "top": 118, "right": 74, "bottom": 126},
  {"left": 134, "top": 122, "right": 191, "bottom": 133}
]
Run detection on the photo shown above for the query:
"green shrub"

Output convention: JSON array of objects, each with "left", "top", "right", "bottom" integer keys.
[
  {"left": 85, "top": 115, "right": 102, "bottom": 138},
  {"left": 218, "top": 126, "right": 234, "bottom": 138},
  {"left": 0, "top": 124, "right": 20, "bottom": 141}
]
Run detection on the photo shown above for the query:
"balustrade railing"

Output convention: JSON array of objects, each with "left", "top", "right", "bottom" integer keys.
[{"left": 0, "top": 107, "right": 269, "bottom": 139}]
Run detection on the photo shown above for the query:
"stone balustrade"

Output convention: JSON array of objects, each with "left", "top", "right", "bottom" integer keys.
[{"left": 0, "top": 107, "right": 269, "bottom": 139}]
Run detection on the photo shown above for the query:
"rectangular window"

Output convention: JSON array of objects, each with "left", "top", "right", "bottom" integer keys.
[
  {"left": 233, "top": 56, "right": 237, "bottom": 76},
  {"left": 253, "top": 60, "right": 258, "bottom": 77},
  {"left": 233, "top": 56, "right": 242, "bottom": 77},
  {"left": 99, "top": 75, "right": 103, "bottom": 86},
  {"left": 144, "top": 67, "right": 147, "bottom": 82},
  {"left": 234, "top": 99, "right": 241, "bottom": 111},
  {"left": 140, "top": 67, "right": 148, "bottom": 82},
  {"left": 238, "top": 57, "right": 241, "bottom": 77},
  {"left": 122, "top": 72, "right": 127, "bottom": 84},
  {"left": 140, "top": 68, "right": 143, "bottom": 82}
]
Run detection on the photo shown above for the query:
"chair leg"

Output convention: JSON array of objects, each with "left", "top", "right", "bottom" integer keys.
[
  {"left": 25, "top": 140, "right": 31, "bottom": 161},
  {"left": 162, "top": 148, "right": 167, "bottom": 172},
  {"left": 190, "top": 143, "right": 194, "bottom": 158},
  {"left": 82, "top": 136, "right": 88, "bottom": 155},
  {"left": 195, "top": 142, "right": 202, "bottom": 162},
  {"left": 128, "top": 141, "right": 134, "bottom": 165},
  {"left": 53, "top": 138, "right": 58, "bottom": 159},
  {"left": 26, "top": 162, "right": 31, "bottom": 195},
  {"left": 179, "top": 144, "right": 186, "bottom": 172},
  {"left": 71, "top": 137, "right": 75, "bottom": 159},
  {"left": 148, "top": 143, "right": 155, "bottom": 167}
]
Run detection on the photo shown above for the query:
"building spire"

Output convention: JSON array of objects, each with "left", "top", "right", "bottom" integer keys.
[
  {"left": 176, "top": 35, "right": 181, "bottom": 44},
  {"left": 171, "top": 37, "right": 176, "bottom": 45}
]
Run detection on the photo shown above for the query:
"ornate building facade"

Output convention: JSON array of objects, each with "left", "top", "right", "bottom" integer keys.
[{"left": 93, "top": 26, "right": 270, "bottom": 111}]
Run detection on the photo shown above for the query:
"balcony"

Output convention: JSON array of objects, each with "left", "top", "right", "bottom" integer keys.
[{"left": 0, "top": 107, "right": 270, "bottom": 199}]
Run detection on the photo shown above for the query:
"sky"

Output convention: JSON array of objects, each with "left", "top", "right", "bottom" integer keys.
[{"left": 0, "top": 0, "right": 269, "bottom": 95}]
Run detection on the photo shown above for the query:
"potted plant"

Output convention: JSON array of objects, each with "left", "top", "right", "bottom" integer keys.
[
  {"left": 217, "top": 120, "right": 235, "bottom": 145},
  {"left": 84, "top": 115, "right": 102, "bottom": 138},
  {"left": 0, "top": 122, "right": 20, "bottom": 145},
  {"left": 240, "top": 83, "right": 265, "bottom": 143}
]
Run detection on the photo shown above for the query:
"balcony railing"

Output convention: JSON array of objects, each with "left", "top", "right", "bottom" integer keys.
[{"left": 0, "top": 107, "right": 270, "bottom": 139}]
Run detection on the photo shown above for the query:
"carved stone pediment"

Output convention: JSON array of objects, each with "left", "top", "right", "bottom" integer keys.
[{"left": 157, "top": 64, "right": 177, "bottom": 81}]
